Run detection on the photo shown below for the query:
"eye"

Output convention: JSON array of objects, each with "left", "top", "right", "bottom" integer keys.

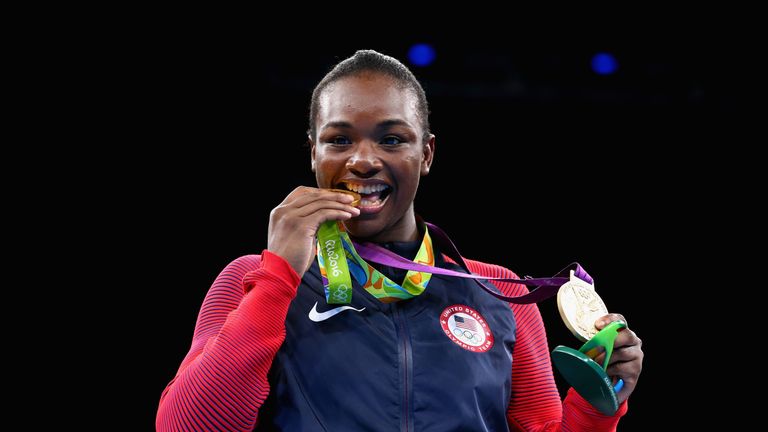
[
  {"left": 381, "top": 135, "right": 403, "bottom": 145},
  {"left": 330, "top": 136, "right": 352, "bottom": 145}
]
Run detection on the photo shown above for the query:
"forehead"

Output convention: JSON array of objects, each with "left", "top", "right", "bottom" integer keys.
[{"left": 317, "top": 74, "right": 419, "bottom": 126}]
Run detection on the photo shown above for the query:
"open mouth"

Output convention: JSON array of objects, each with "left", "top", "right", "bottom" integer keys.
[{"left": 337, "top": 181, "right": 393, "bottom": 211}]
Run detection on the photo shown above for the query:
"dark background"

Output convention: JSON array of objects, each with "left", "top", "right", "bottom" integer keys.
[{"left": 104, "top": 31, "right": 736, "bottom": 430}]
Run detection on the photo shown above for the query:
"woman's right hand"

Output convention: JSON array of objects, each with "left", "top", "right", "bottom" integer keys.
[{"left": 267, "top": 187, "right": 360, "bottom": 278}]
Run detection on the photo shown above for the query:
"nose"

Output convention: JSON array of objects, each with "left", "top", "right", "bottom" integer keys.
[{"left": 346, "top": 141, "right": 383, "bottom": 178}]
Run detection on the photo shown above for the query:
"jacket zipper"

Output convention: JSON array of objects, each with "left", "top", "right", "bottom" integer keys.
[{"left": 393, "top": 303, "right": 413, "bottom": 432}]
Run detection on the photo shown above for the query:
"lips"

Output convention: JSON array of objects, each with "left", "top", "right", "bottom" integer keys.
[{"left": 337, "top": 180, "right": 393, "bottom": 215}]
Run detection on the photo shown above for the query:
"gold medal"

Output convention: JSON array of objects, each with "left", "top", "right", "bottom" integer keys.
[
  {"left": 328, "top": 188, "right": 361, "bottom": 207},
  {"left": 557, "top": 270, "right": 609, "bottom": 342}
]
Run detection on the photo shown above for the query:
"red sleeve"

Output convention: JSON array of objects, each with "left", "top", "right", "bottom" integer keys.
[
  {"left": 464, "top": 260, "right": 627, "bottom": 432},
  {"left": 156, "top": 250, "right": 301, "bottom": 432}
]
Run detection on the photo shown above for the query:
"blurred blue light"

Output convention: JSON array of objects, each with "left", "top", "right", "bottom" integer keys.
[
  {"left": 408, "top": 44, "right": 436, "bottom": 67},
  {"left": 591, "top": 52, "right": 618, "bottom": 75}
]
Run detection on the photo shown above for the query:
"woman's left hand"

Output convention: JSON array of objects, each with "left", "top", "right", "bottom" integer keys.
[{"left": 594, "top": 313, "right": 643, "bottom": 404}]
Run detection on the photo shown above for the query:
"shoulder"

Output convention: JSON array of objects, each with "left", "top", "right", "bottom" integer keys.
[
  {"left": 462, "top": 257, "right": 518, "bottom": 279},
  {"left": 203, "top": 255, "right": 266, "bottom": 297},
  {"left": 221, "top": 254, "right": 263, "bottom": 274},
  {"left": 454, "top": 255, "right": 530, "bottom": 298},
  {"left": 212, "top": 254, "right": 264, "bottom": 284}
]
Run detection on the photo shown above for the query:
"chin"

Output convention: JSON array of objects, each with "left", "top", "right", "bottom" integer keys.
[{"left": 342, "top": 217, "right": 386, "bottom": 240}]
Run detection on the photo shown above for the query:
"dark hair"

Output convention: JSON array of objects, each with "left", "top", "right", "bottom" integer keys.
[{"left": 308, "top": 49, "right": 431, "bottom": 144}]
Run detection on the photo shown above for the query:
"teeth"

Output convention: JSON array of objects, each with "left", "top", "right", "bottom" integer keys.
[
  {"left": 360, "top": 197, "right": 384, "bottom": 207},
  {"left": 345, "top": 183, "right": 389, "bottom": 194}
]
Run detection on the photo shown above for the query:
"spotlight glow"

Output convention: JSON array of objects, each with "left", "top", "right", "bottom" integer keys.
[
  {"left": 408, "top": 44, "right": 436, "bottom": 67},
  {"left": 591, "top": 52, "right": 618, "bottom": 75}
]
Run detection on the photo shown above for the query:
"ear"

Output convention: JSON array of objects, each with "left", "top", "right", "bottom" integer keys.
[
  {"left": 309, "top": 136, "right": 317, "bottom": 173},
  {"left": 420, "top": 134, "right": 435, "bottom": 176}
]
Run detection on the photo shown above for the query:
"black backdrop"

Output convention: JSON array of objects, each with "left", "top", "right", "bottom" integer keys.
[{"left": 112, "top": 34, "right": 733, "bottom": 431}]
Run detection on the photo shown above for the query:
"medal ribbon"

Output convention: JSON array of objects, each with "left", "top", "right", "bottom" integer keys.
[
  {"left": 318, "top": 219, "right": 594, "bottom": 305},
  {"left": 354, "top": 221, "right": 593, "bottom": 304},
  {"left": 317, "top": 220, "right": 435, "bottom": 304},
  {"left": 317, "top": 221, "right": 355, "bottom": 304}
]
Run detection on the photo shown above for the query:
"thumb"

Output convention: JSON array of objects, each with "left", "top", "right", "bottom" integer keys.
[{"left": 594, "top": 313, "right": 627, "bottom": 330}]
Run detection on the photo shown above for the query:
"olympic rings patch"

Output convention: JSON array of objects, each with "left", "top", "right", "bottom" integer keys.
[{"left": 439, "top": 305, "right": 494, "bottom": 353}]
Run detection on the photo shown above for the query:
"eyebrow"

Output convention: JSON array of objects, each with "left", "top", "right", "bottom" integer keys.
[
  {"left": 321, "top": 121, "right": 353, "bottom": 130},
  {"left": 376, "top": 119, "right": 413, "bottom": 129},
  {"left": 321, "top": 119, "right": 414, "bottom": 131}
]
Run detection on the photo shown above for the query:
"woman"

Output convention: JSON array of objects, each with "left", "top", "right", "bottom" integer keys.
[{"left": 157, "top": 49, "right": 643, "bottom": 431}]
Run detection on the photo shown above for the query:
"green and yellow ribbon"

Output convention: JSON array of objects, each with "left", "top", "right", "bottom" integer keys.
[{"left": 316, "top": 221, "right": 435, "bottom": 304}]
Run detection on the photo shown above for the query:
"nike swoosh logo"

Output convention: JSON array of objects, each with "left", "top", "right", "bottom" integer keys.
[{"left": 308, "top": 301, "right": 366, "bottom": 322}]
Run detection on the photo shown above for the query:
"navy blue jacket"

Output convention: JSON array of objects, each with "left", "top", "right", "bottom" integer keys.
[{"left": 255, "top": 242, "right": 517, "bottom": 431}]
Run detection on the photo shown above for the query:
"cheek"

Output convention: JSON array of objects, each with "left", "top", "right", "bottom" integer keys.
[
  {"left": 401, "top": 155, "right": 423, "bottom": 175},
  {"left": 315, "top": 157, "right": 344, "bottom": 182},
  {"left": 392, "top": 158, "right": 423, "bottom": 187}
]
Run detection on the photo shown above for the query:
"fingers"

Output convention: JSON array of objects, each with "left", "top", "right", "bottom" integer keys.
[
  {"left": 595, "top": 313, "right": 627, "bottom": 330},
  {"left": 594, "top": 328, "right": 642, "bottom": 363},
  {"left": 590, "top": 326, "right": 642, "bottom": 365},
  {"left": 609, "top": 361, "right": 642, "bottom": 404},
  {"left": 589, "top": 316, "right": 643, "bottom": 404},
  {"left": 305, "top": 208, "right": 360, "bottom": 225},
  {"left": 613, "top": 327, "right": 642, "bottom": 349},
  {"left": 606, "top": 344, "right": 643, "bottom": 403},
  {"left": 271, "top": 187, "right": 359, "bottom": 221},
  {"left": 605, "top": 343, "right": 644, "bottom": 368},
  {"left": 283, "top": 186, "right": 356, "bottom": 207},
  {"left": 294, "top": 198, "right": 360, "bottom": 218}
]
